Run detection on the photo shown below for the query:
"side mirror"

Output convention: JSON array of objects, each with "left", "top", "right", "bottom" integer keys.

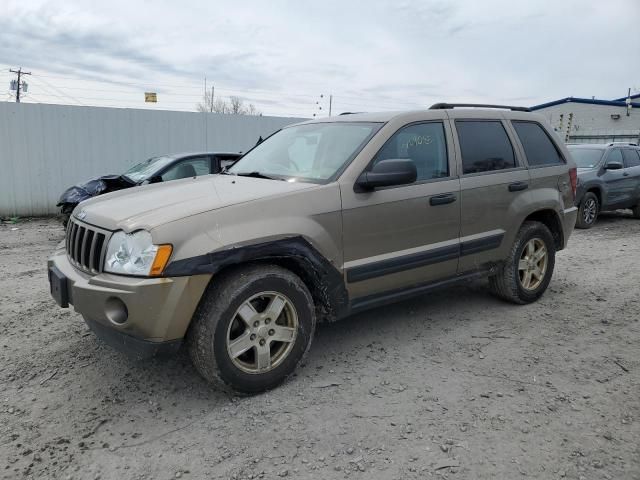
[
  {"left": 604, "top": 161, "right": 623, "bottom": 170},
  {"left": 355, "top": 159, "right": 417, "bottom": 192},
  {"left": 148, "top": 175, "right": 163, "bottom": 184}
]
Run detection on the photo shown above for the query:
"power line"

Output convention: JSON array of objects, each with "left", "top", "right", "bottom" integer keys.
[
  {"left": 29, "top": 75, "right": 86, "bottom": 106},
  {"left": 4, "top": 65, "right": 438, "bottom": 115}
]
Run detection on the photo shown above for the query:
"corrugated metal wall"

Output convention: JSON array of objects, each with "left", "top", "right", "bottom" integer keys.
[{"left": 0, "top": 103, "right": 304, "bottom": 216}]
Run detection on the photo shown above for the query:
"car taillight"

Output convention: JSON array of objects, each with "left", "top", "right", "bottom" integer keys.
[{"left": 569, "top": 167, "right": 577, "bottom": 199}]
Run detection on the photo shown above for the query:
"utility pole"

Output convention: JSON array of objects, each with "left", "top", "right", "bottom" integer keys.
[
  {"left": 210, "top": 85, "right": 214, "bottom": 112},
  {"left": 9, "top": 67, "right": 31, "bottom": 103},
  {"left": 329, "top": 94, "right": 333, "bottom": 116}
]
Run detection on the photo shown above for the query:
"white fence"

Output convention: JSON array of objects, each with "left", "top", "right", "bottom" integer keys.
[{"left": 0, "top": 102, "right": 304, "bottom": 216}]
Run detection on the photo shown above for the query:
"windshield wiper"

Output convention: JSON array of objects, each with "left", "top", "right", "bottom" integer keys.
[{"left": 234, "top": 171, "right": 278, "bottom": 180}]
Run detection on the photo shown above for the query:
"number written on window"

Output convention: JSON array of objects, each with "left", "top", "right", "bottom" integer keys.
[{"left": 375, "top": 122, "right": 449, "bottom": 182}]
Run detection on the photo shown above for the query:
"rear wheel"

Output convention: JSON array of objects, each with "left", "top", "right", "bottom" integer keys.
[
  {"left": 632, "top": 205, "right": 640, "bottom": 219},
  {"left": 187, "top": 264, "right": 315, "bottom": 394},
  {"left": 489, "top": 221, "right": 556, "bottom": 304},
  {"left": 576, "top": 192, "right": 599, "bottom": 229}
]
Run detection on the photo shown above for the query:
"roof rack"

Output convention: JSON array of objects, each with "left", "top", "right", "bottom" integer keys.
[
  {"left": 607, "top": 142, "right": 639, "bottom": 146},
  {"left": 429, "top": 103, "right": 531, "bottom": 112}
]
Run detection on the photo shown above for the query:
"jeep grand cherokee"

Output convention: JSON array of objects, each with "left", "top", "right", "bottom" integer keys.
[{"left": 48, "top": 104, "right": 578, "bottom": 393}]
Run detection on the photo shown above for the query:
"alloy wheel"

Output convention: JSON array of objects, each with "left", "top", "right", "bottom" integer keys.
[
  {"left": 518, "top": 238, "right": 548, "bottom": 291},
  {"left": 583, "top": 198, "right": 597, "bottom": 224},
  {"left": 226, "top": 291, "right": 298, "bottom": 374}
]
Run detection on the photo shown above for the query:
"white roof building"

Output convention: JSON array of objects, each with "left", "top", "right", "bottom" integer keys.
[{"left": 531, "top": 94, "right": 640, "bottom": 144}]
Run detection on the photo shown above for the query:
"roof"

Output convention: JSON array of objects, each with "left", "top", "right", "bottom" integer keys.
[
  {"left": 292, "top": 106, "right": 539, "bottom": 126},
  {"left": 612, "top": 93, "right": 640, "bottom": 102},
  {"left": 531, "top": 95, "right": 640, "bottom": 111},
  {"left": 295, "top": 111, "right": 408, "bottom": 124}
]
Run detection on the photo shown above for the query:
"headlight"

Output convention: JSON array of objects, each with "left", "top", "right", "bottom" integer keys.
[{"left": 104, "top": 230, "right": 172, "bottom": 276}]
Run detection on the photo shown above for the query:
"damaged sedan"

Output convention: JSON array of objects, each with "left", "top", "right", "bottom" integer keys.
[{"left": 57, "top": 152, "right": 241, "bottom": 225}]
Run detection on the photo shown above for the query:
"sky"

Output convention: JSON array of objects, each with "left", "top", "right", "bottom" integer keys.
[{"left": 1, "top": 0, "right": 639, "bottom": 118}]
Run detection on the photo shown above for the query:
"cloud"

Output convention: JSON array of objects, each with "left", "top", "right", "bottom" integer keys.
[{"left": 1, "top": 0, "right": 638, "bottom": 116}]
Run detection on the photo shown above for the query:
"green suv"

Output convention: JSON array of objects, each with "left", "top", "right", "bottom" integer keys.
[{"left": 48, "top": 104, "right": 578, "bottom": 393}]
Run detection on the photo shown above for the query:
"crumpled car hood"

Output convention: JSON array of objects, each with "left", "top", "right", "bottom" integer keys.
[
  {"left": 57, "top": 175, "right": 133, "bottom": 206},
  {"left": 75, "top": 174, "right": 317, "bottom": 232}
]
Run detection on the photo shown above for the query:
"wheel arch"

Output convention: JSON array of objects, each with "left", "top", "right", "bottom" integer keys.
[
  {"left": 164, "top": 237, "right": 349, "bottom": 322},
  {"left": 585, "top": 186, "right": 602, "bottom": 206},
  {"left": 521, "top": 209, "right": 564, "bottom": 251}
]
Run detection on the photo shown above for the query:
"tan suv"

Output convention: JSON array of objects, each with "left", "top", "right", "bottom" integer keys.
[{"left": 48, "top": 104, "right": 578, "bottom": 393}]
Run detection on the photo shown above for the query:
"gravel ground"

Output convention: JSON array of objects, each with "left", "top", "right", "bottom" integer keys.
[{"left": 1, "top": 215, "right": 639, "bottom": 480}]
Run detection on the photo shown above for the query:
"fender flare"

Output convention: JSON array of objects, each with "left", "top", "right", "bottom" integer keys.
[{"left": 163, "top": 236, "right": 349, "bottom": 320}]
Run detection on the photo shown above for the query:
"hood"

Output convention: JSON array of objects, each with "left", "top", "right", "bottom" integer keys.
[
  {"left": 58, "top": 174, "right": 132, "bottom": 205},
  {"left": 75, "top": 174, "right": 317, "bottom": 232}
]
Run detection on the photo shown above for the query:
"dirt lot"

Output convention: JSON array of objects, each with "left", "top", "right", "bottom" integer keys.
[{"left": 1, "top": 215, "right": 639, "bottom": 480}]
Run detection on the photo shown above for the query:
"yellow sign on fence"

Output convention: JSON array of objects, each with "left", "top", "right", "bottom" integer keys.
[{"left": 144, "top": 92, "right": 157, "bottom": 103}]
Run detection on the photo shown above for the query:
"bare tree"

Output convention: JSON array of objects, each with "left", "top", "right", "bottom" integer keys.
[
  {"left": 196, "top": 89, "right": 215, "bottom": 112},
  {"left": 229, "top": 96, "right": 243, "bottom": 114},
  {"left": 197, "top": 94, "right": 260, "bottom": 115}
]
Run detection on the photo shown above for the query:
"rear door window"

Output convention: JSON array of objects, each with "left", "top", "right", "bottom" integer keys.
[
  {"left": 512, "top": 121, "right": 565, "bottom": 166},
  {"left": 622, "top": 149, "right": 640, "bottom": 168},
  {"left": 456, "top": 120, "right": 516, "bottom": 174}
]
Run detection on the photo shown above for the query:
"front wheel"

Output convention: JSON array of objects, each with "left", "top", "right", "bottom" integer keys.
[
  {"left": 576, "top": 192, "right": 599, "bottom": 229},
  {"left": 489, "top": 221, "right": 556, "bottom": 304},
  {"left": 187, "top": 264, "right": 316, "bottom": 394}
]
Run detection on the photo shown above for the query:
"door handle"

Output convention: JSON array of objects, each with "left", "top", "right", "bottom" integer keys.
[
  {"left": 508, "top": 182, "right": 529, "bottom": 192},
  {"left": 429, "top": 193, "right": 457, "bottom": 206},
  {"left": 623, "top": 172, "right": 630, "bottom": 177}
]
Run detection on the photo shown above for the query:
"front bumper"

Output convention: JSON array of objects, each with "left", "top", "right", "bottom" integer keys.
[{"left": 48, "top": 248, "right": 211, "bottom": 358}]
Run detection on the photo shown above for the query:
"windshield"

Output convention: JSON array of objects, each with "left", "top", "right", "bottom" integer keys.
[
  {"left": 123, "top": 156, "right": 175, "bottom": 182},
  {"left": 568, "top": 148, "right": 604, "bottom": 169},
  {"left": 228, "top": 122, "right": 381, "bottom": 183}
]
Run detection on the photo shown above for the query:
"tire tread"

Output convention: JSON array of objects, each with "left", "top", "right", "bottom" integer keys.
[
  {"left": 186, "top": 264, "right": 315, "bottom": 394},
  {"left": 489, "top": 221, "right": 556, "bottom": 304}
]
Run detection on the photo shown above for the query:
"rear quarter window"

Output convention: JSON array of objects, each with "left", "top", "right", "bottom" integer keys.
[{"left": 512, "top": 121, "right": 565, "bottom": 167}]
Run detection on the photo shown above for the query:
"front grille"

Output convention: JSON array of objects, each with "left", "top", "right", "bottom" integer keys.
[{"left": 65, "top": 218, "right": 112, "bottom": 274}]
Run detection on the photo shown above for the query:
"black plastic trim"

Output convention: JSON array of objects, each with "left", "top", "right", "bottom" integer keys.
[
  {"left": 346, "top": 244, "right": 459, "bottom": 283},
  {"left": 430, "top": 103, "right": 531, "bottom": 112},
  {"left": 350, "top": 269, "right": 489, "bottom": 313},
  {"left": 346, "top": 233, "right": 504, "bottom": 284},
  {"left": 48, "top": 265, "right": 70, "bottom": 308},
  {"left": 84, "top": 318, "right": 182, "bottom": 359},
  {"left": 508, "top": 182, "right": 529, "bottom": 192},
  {"left": 430, "top": 193, "right": 457, "bottom": 206},
  {"left": 460, "top": 233, "right": 504, "bottom": 256},
  {"left": 163, "top": 237, "right": 350, "bottom": 320}
]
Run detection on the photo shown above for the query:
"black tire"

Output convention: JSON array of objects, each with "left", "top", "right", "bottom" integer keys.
[
  {"left": 187, "top": 264, "right": 315, "bottom": 394},
  {"left": 488, "top": 221, "right": 556, "bottom": 304},
  {"left": 632, "top": 205, "right": 640, "bottom": 219},
  {"left": 576, "top": 192, "right": 599, "bottom": 229}
]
